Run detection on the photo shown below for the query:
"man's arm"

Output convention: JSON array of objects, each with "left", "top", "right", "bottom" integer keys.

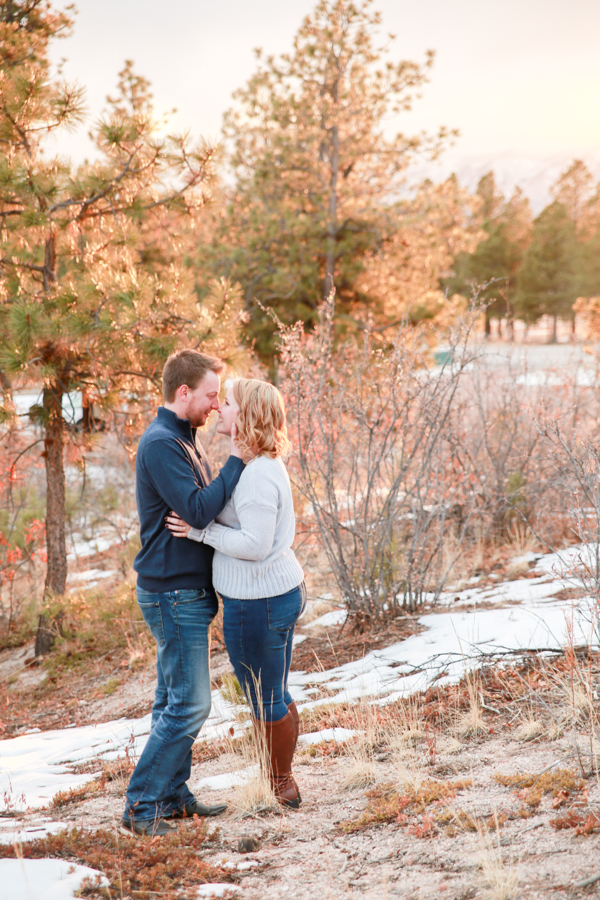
[{"left": 145, "top": 439, "right": 244, "bottom": 530}]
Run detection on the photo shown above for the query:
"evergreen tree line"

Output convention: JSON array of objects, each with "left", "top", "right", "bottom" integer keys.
[{"left": 444, "top": 162, "right": 600, "bottom": 343}]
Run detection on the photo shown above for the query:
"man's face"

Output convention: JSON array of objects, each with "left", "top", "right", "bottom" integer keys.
[{"left": 183, "top": 370, "right": 221, "bottom": 427}]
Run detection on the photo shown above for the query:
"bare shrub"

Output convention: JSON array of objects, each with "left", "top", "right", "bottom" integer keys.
[
  {"left": 459, "top": 360, "right": 545, "bottom": 544},
  {"left": 279, "top": 294, "right": 480, "bottom": 618}
]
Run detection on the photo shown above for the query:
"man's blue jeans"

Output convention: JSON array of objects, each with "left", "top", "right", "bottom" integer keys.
[
  {"left": 222, "top": 582, "right": 306, "bottom": 722},
  {"left": 124, "top": 587, "right": 217, "bottom": 824}
]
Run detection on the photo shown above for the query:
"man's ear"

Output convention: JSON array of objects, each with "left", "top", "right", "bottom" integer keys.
[{"left": 178, "top": 384, "right": 189, "bottom": 402}]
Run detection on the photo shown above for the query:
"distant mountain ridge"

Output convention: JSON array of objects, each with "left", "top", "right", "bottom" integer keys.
[{"left": 405, "top": 150, "right": 600, "bottom": 214}]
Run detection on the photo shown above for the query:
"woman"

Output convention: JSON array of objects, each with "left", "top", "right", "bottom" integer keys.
[{"left": 165, "top": 378, "right": 306, "bottom": 809}]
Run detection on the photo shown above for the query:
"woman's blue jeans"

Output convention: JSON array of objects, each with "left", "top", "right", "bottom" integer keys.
[
  {"left": 124, "top": 586, "right": 217, "bottom": 824},
  {"left": 222, "top": 582, "right": 306, "bottom": 722}
]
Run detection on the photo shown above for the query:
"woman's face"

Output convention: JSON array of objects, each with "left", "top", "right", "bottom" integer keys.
[{"left": 216, "top": 386, "right": 240, "bottom": 436}]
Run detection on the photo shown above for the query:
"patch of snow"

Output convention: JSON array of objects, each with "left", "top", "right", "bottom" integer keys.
[
  {"left": 0, "top": 715, "right": 152, "bottom": 811},
  {"left": 511, "top": 552, "right": 538, "bottom": 565},
  {"left": 515, "top": 370, "right": 599, "bottom": 387},
  {"left": 196, "top": 885, "right": 241, "bottom": 898},
  {"left": 299, "top": 593, "right": 334, "bottom": 621},
  {"left": 221, "top": 859, "right": 260, "bottom": 870},
  {"left": 437, "top": 575, "right": 563, "bottom": 607},
  {"left": 534, "top": 543, "right": 597, "bottom": 579},
  {"left": 298, "top": 728, "right": 357, "bottom": 745},
  {"left": 289, "top": 599, "right": 596, "bottom": 709},
  {"left": 67, "top": 569, "right": 118, "bottom": 584},
  {"left": 195, "top": 767, "right": 258, "bottom": 792},
  {"left": 304, "top": 609, "right": 347, "bottom": 629},
  {"left": 0, "top": 818, "right": 67, "bottom": 845},
  {"left": 292, "top": 634, "right": 307, "bottom": 646},
  {"left": 12, "top": 390, "right": 84, "bottom": 425},
  {"left": 67, "top": 533, "right": 116, "bottom": 561},
  {"left": 0, "top": 858, "right": 108, "bottom": 900}
]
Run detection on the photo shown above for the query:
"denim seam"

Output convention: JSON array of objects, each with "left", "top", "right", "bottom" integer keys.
[{"left": 170, "top": 595, "right": 189, "bottom": 712}]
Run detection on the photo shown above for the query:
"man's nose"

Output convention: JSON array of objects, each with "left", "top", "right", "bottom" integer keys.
[{"left": 212, "top": 398, "right": 220, "bottom": 411}]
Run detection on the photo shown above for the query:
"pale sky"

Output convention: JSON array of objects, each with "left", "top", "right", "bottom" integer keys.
[{"left": 51, "top": 0, "right": 600, "bottom": 195}]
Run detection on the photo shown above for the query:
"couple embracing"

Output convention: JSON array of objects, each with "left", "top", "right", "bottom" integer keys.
[{"left": 121, "top": 349, "right": 306, "bottom": 837}]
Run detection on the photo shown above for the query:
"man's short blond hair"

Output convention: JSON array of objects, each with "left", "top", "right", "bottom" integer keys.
[
  {"left": 162, "top": 349, "right": 224, "bottom": 402},
  {"left": 233, "top": 379, "right": 291, "bottom": 460}
]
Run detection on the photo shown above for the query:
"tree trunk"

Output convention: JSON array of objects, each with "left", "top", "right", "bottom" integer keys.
[
  {"left": 35, "top": 384, "right": 67, "bottom": 656},
  {"left": 551, "top": 315, "right": 558, "bottom": 344},
  {"left": 81, "top": 392, "right": 94, "bottom": 433},
  {"left": 484, "top": 310, "right": 491, "bottom": 338},
  {"left": 324, "top": 65, "right": 340, "bottom": 298}
]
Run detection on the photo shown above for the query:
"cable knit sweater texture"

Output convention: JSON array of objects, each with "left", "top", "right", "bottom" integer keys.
[{"left": 189, "top": 455, "right": 304, "bottom": 599}]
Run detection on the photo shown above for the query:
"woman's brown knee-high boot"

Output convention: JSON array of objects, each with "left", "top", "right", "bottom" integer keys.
[
  {"left": 286, "top": 701, "right": 302, "bottom": 802},
  {"left": 287, "top": 700, "right": 300, "bottom": 743},
  {"left": 264, "top": 710, "right": 301, "bottom": 809}
]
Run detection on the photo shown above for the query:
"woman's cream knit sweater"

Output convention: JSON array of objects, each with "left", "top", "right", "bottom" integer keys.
[{"left": 188, "top": 455, "right": 304, "bottom": 599}]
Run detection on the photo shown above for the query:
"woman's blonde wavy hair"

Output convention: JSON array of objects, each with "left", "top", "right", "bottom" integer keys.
[{"left": 233, "top": 378, "right": 291, "bottom": 461}]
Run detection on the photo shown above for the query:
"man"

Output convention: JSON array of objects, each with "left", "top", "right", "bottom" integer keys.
[{"left": 121, "top": 349, "right": 244, "bottom": 837}]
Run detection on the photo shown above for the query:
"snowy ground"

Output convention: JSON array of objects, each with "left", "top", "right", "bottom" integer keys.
[
  {"left": 1, "top": 549, "right": 593, "bottom": 811},
  {"left": 0, "top": 858, "right": 108, "bottom": 900},
  {"left": 0, "top": 546, "right": 597, "bottom": 898}
]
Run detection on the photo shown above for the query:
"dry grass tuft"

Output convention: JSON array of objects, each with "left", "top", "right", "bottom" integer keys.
[
  {"left": 220, "top": 673, "right": 246, "bottom": 706},
  {"left": 224, "top": 674, "right": 277, "bottom": 819},
  {"left": 477, "top": 826, "right": 519, "bottom": 900},
  {"left": 438, "top": 736, "right": 462, "bottom": 755},
  {"left": 342, "top": 756, "right": 378, "bottom": 791},
  {"left": 560, "top": 679, "right": 592, "bottom": 726},
  {"left": 389, "top": 698, "right": 426, "bottom": 753},
  {"left": 514, "top": 716, "right": 543, "bottom": 743},
  {"left": 339, "top": 700, "right": 385, "bottom": 790},
  {"left": 455, "top": 672, "right": 487, "bottom": 738}
]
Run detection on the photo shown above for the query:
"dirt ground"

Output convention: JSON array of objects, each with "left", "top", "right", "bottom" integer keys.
[
  {"left": 4, "top": 633, "right": 600, "bottom": 900},
  {"left": 13, "top": 708, "right": 600, "bottom": 900}
]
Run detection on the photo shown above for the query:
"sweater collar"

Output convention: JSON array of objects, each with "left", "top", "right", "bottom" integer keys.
[{"left": 157, "top": 406, "right": 196, "bottom": 440}]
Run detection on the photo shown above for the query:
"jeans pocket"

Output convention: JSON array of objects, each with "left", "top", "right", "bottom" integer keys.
[
  {"left": 267, "top": 586, "right": 304, "bottom": 633},
  {"left": 138, "top": 599, "right": 166, "bottom": 647},
  {"left": 173, "top": 589, "right": 204, "bottom": 603}
]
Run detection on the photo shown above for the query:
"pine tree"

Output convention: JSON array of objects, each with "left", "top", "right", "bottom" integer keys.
[
  {"left": 551, "top": 159, "right": 596, "bottom": 236},
  {"left": 200, "top": 0, "right": 455, "bottom": 359},
  {"left": 515, "top": 202, "right": 578, "bottom": 341},
  {"left": 0, "top": 2, "right": 242, "bottom": 652},
  {"left": 443, "top": 173, "right": 531, "bottom": 335},
  {"left": 551, "top": 159, "right": 600, "bottom": 303}
]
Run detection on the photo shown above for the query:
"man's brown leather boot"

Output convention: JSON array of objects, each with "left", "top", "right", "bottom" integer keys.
[{"left": 264, "top": 710, "right": 301, "bottom": 809}]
